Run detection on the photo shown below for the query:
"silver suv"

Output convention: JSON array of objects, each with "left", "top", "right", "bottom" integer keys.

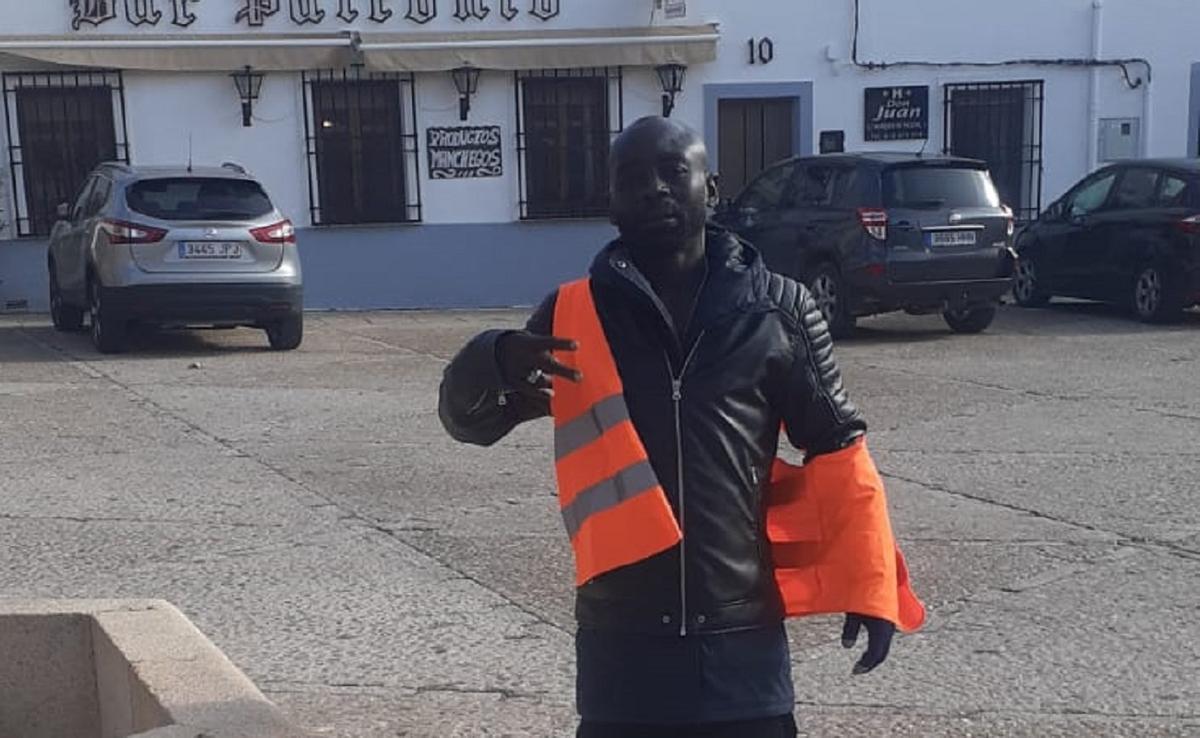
[{"left": 47, "top": 162, "right": 303, "bottom": 353}]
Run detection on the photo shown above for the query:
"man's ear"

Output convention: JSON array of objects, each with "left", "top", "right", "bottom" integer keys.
[{"left": 706, "top": 173, "right": 720, "bottom": 207}]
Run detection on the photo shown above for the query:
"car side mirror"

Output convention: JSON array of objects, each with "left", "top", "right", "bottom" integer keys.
[{"left": 55, "top": 202, "right": 71, "bottom": 221}]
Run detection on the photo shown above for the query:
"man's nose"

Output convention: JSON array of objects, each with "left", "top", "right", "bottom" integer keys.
[{"left": 639, "top": 172, "right": 670, "bottom": 199}]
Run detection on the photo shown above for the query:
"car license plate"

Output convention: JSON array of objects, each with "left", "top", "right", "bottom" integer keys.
[
  {"left": 179, "top": 242, "right": 243, "bottom": 259},
  {"left": 928, "top": 231, "right": 978, "bottom": 247}
]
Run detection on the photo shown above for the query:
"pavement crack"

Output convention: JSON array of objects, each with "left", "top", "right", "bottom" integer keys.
[
  {"left": 791, "top": 701, "right": 1200, "bottom": 722},
  {"left": 880, "top": 469, "right": 1114, "bottom": 537},
  {"left": 0, "top": 512, "right": 281, "bottom": 528},
  {"left": 259, "top": 678, "right": 551, "bottom": 702},
  {"left": 1132, "top": 406, "right": 1200, "bottom": 424},
  {"left": 860, "top": 363, "right": 1088, "bottom": 403},
  {"left": 882, "top": 470, "right": 1200, "bottom": 565},
  {"left": 410, "top": 683, "right": 548, "bottom": 701},
  {"left": 342, "top": 328, "right": 452, "bottom": 364}
]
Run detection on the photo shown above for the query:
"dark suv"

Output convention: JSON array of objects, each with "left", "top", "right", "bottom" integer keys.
[
  {"left": 1012, "top": 159, "right": 1200, "bottom": 323},
  {"left": 715, "top": 153, "right": 1017, "bottom": 336}
]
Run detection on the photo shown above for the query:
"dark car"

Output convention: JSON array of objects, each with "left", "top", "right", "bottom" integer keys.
[
  {"left": 1012, "top": 159, "right": 1200, "bottom": 323},
  {"left": 714, "top": 153, "right": 1017, "bottom": 337}
]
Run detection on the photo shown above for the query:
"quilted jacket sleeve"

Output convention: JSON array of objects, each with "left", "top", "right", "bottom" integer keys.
[
  {"left": 770, "top": 274, "right": 868, "bottom": 457},
  {"left": 437, "top": 291, "right": 558, "bottom": 447}
]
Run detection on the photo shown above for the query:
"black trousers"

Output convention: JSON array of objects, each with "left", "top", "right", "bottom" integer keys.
[{"left": 577, "top": 714, "right": 797, "bottom": 738}]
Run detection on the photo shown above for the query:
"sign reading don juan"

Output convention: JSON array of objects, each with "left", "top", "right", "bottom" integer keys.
[
  {"left": 864, "top": 86, "right": 929, "bottom": 141},
  {"left": 427, "top": 126, "right": 503, "bottom": 179}
]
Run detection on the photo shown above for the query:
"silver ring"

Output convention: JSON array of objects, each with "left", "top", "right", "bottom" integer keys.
[{"left": 525, "top": 368, "right": 545, "bottom": 385}]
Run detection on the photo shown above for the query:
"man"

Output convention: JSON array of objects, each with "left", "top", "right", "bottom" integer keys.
[{"left": 439, "top": 117, "right": 916, "bottom": 737}]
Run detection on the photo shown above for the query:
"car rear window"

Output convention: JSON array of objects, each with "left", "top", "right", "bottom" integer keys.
[
  {"left": 1158, "top": 173, "right": 1196, "bottom": 208},
  {"left": 883, "top": 166, "right": 1001, "bottom": 209},
  {"left": 126, "top": 178, "right": 273, "bottom": 221}
]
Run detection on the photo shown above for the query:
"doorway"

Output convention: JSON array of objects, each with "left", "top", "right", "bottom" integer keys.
[{"left": 717, "top": 97, "right": 796, "bottom": 198}]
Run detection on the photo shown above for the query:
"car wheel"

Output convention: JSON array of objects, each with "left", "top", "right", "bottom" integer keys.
[
  {"left": 943, "top": 304, "right": 998, "bottom": 334},
  {"left": 1012, "top": 255, "right": 1051, "bottom": 308},
  {"left": 805, "top": 263, "right": 855, "bottom": 339},
  {"left": 49, "top": 265, "right": 84, "bottom": 332},
  {"left": 265, "top": 314, "right": 303, "bottom": 351},
  {"left": 89, "top": 277, "right": 127, "bottom": 354},
  {"left": 1132, "top": 261, "right": 1185, "bottom": 324}
]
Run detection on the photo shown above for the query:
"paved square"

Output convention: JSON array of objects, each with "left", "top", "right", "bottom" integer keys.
[{"left": 1, "top": 303, "right": 1198, "bottom": 737}]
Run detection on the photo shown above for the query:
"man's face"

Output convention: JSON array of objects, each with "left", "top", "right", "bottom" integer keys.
[{"left": 609, "top": 120, "right": 712, "bottom": 251}]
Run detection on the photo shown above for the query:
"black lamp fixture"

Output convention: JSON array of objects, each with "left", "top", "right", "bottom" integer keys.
[
  {"left": 655, "top": 63, "right": 687, "bottom": 118},
  {"left": 230, "top": 66, "right": 265, "bottom": 127},
  {"left": 450, "top": 66, "right": 481, "bottom": 122}
]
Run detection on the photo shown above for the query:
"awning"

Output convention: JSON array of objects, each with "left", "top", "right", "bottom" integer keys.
[
  {"left": 0, "top": 24, "right": 719, "bottom": 73},
  {"left": 0, "top": 33, "right": 354, "bottom": 72},
  {"left": 359, "top": 24, "right": 719, "bottom": 72}
]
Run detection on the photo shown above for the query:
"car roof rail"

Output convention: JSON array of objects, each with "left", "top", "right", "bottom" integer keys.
[
  {"left": 96, "top": 161, "right": 132, "bottom": 174},
  {"left": 220, "top": 161, "right": 248, "bottom": 174}
]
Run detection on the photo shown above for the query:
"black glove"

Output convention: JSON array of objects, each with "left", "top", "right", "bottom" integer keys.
[{"left": 841, "top": 613, "right": 895, "bottom": 674}]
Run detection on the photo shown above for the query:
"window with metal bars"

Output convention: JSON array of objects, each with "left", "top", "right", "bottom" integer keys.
[
  {"left": 515, "top": 67, "right": 623, "bottom": 220},
  {"left": 2, "top": 70, "right": 128, "bottom": 238},
  {"left": 301, "top": 67, "right": 421, "bottom": 226},
  {"left": 943, "top": 80, "right": 1044, "bottom": 222}
]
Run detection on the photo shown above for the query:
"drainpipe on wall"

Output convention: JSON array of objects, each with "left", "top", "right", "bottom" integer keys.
[
  {"left": 1088, "top": 0, "right": 1103, "bottom": 170},
  {"left": 1142, "top": 59, "right": 1154, "bottom": 157}
]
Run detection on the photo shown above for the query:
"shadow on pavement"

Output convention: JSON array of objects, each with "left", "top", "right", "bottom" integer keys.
[{"left": 0, "top": 322, "right": 274, "bottom": 362}]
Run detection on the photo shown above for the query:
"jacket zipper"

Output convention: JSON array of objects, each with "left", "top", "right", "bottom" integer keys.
[{"left": 666, "top": 330, "right": 705, "bottom": 637}]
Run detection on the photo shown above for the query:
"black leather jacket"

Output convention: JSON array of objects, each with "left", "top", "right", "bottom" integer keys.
[{"left": 439, "top": 226, "right": 866, "bottom": 635}]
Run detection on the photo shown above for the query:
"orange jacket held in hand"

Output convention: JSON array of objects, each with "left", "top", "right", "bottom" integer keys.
[
  {"left": 768, "top": 441, "right": 925, "bottom": 632},
  {"left": 550, "top": 278, "right": 925, "bottom": 631}
]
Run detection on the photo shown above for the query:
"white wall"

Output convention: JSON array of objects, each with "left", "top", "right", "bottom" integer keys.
[
  {"left": 1, "top": 0, "right": 1199, "bottom": 234},
  {"left": 672, "top": 0, "right": 1194, "bottom": 205},
  {"left": 122, "top": 71, "right": 312, "bottom": 225}
]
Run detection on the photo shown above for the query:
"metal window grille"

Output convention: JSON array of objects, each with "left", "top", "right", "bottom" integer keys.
[
  {"left": 943, "top": 80, "right": 1044, "bottom": 222},
  {"left": 301, "top": 67, "right": 421, "bottom": 226},
  {"left": 2, "top": 70, "right": 128, "bottom": 238},
  {"left": 515, "top": 67, "right": 623, "bottom": 220}
]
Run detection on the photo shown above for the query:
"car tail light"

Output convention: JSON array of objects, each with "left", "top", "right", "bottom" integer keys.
[
  {"left": 857, "top": 208, "right": 888, "bottom": 241},
  {"left": 99, "top": 219, "right": 167, "bottom": 245},
  {"left": 1176, "top": 215, "right": 1200, "bottom": 234},
  {"left": 1002, "top": 205, "right": 1015, "bottom": 238},
  {"left": 250, "top": 219, "right": 296, "bottom": 244}
]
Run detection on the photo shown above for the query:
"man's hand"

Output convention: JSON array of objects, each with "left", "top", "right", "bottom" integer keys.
[
  {"left": 841, "top": 613, "right": 895, "bottom": 674},
  {"left": 497, "top": 332, "right": 581, "bottom": 400}
]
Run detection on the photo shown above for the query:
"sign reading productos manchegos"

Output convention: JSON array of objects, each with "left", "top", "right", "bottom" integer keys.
[{"left": 427, "top": 126, "right": 503, "bottom": 179}]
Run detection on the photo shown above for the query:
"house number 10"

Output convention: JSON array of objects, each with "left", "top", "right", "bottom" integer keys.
[{"left": 748, "top": 37, "right": 775, "bottom": 65}]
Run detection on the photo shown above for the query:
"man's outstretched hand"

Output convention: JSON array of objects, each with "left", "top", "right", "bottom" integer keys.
[
  {"left": 841, "top": 613, "right": 895, "bottom": 674},
  {"left": 497, "top": 332, "right": 581, "bottom": 400}
]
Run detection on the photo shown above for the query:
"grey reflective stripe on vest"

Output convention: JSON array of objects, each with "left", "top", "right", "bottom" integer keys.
[
  {"left": 554, "top": 393, "right": 630, "bottom": 461},
  {"left": 560, "top": 459, "right": 659, "bottom": 539}
]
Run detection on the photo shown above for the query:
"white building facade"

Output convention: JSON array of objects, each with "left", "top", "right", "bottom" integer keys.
[{"left": 0, "top": 0, "right": 1196, "bottom": 311}]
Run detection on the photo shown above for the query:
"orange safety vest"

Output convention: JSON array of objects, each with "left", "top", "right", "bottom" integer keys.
[
  {"left": 550, "top": 279, "right": 682, "bottom": 586},
  {"left": 551, "top": 278, "right": 925, "bottom": 632}
]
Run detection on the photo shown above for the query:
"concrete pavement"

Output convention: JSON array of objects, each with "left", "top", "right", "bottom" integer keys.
[{"left": 1, "top": 303, "right": 1198, "bottom": 737}]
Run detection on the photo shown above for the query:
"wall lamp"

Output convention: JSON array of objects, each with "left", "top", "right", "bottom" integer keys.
[
  {"left": 655, "top": 63, "right": 687, "bottom": 118},
  {"left": 451, "top": 66, "right": 481, "bottom": 122},
  {"left": 231, "top": 65, "right": 265, "bottom": 127}
]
